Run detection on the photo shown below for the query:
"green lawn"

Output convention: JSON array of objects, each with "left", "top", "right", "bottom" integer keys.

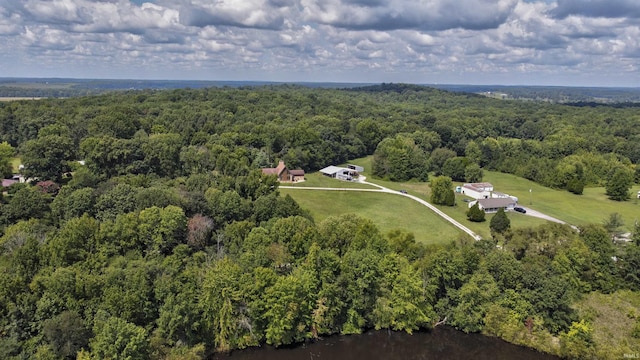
[
  {"left": 283, "top": 171, "right": 378, "bottom": 189},
  {"left": 287, "top": 156, "right": 639, "bottom": 244},
  {"left": 343, "top": 157, "right": 550, "bottom": 238},
  {"left": 280, "top": 188, "right": 463, "bottom": 245},
  {"left": 481, "top": 171, "right": 640, "bottom": 232}
]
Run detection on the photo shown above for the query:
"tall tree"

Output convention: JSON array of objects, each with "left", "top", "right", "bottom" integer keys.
[
  {"left": 21, "top": 130, "right": 74, "bottom": 181},
  {"left": 605, "top": 166, "right": 634, "bottom": 201},
  {"left": 490, "top": 208, "right": 511, "bottom": 235},
  {"left": 0, "top": 141, "right": 14, "bottom": 178},
  {"left": 430, "top": 176, "right": 455, "bottom": 206}
]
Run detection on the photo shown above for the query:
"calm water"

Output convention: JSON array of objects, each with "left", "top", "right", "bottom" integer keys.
[{"left": 211, "top": 326, "right": 559, "bottom": 360}]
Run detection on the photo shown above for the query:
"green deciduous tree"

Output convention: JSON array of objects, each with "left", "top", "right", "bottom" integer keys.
[
  {"left": 566, "top": 177, "right": 584, "bottom": 195},
  {"left": 430, "top": 176, "right": 455, "bottom": 206},
  {"left": 138, "top": 205, "right": 187, "bottom": 255},
  {"left": 50, "top": 186, "right": 95, "bottom": 223},
  {"left": 42, "top": 310, "right": 90, "bottom": 359},
  {"left": 372, "top": 134, "right": 429, "bottom": 182},
  {"left": 430, "top": 147, "right": 456, "bottom": 175},
  {"left": 559, "top": 320, "right": 595, "bottom": 359},
  {"left": 21, "top": 126, "right": 74, "bottom": 182},
  {"left": 464, "top": 163, "right": 483, "bottom": 183},
  {"left": 466, "top": 202, "right": 485, "bottom": 222},
  {"left": 451, "top": 269, "right": 500, "bottom": 333},
  {"left": 200, "top": 257, "right": 252, "bottom": 351},
  {"left": 2, "top": 184, "right": 51, "bottom": 223},
  {"left": 264, "top": 267, "right": 317, "bottom": 346},
  {"left": 89, "top": 316, "right": 149, "bottom": 360},
  {"left": 490, "top": 208, "right": 510, "bottom": 234},
  {"left": 605, "top": 166, "right": 634, "bottom": 201},
  {"left": 372, "top": 254, "right": 434, "bottom": 333},
  {"left": 0, "top": 141, "right": 14, "bottom": 178},
  {"left": 47, "top": 214, "right": 99, "bottom": 267},
  {"left": 442, "top": 157, "right": 468, "bottom": 182}
]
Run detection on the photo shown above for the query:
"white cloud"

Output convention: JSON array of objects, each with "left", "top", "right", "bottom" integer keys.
[{"left": 0, "top": 0, "right": 638, "bottom": 86}]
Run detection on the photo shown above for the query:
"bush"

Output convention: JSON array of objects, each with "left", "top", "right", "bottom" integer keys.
[
  {"left": 566, "top": 178, "right": 584, "bottom": 195},
  {"left": 467, "top": 203, "right": 485, "bottom": 222}
]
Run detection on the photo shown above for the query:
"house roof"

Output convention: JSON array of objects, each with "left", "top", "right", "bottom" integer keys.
[
  {"left": 262, "top": 160, "right": 288, "bottom": 176},
  {"left": 463, "top": 182, "right": 493, "bottom": 192},
  {"left": 478, "top": 197, "right": 516, "bottom": 208},
  {"left": 275, "top": 160, "right": 286, "bottom": 175},
  {"left": 320, "top": 166, "right": 347, "bottom": 175},
  {"left": 289, "top": 169, "right": 305, "bottom": 176},
  {"left": 1, "top": 179, "right": 18, "bottom": 188}
]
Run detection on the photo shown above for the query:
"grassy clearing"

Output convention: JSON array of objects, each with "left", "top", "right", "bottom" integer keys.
[
  {"left": 284, "top": 171, "right": 377, "bottom": 189},
  {"left": 482, "top": 171, "right": 640, "bottom": 232},
  {"left": 345, "top": 157, "right": 551, "bottom": 238},
  {"left": 280, "top": 188, "right": 463, "bottom": 246},
  {"left": 574, "top": 290, "right": 640, "bottom": 358},
  {"left": 287, "top": 156, "right": 638, "bottom": 244}
]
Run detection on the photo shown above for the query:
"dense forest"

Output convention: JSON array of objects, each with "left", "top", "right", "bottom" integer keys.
[{"left": 1, "top": 84, "right": 639, "bottom": 359}]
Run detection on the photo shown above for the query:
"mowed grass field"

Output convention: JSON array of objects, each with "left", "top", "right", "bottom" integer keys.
[
  {"left": 283, "top": 156, "right": 639, "bottom": 244},
  {"left": 482, "top": 170, "right": 640, "bottom": 232},
  {"left": 279, "top": 188, "right": 464, "bottom": 245},
  {"left": 283, "top": 171, "right": 378, "bottom": 189},
  {"left": 346, "top": 157, "right": 550, "bottom": 239}
]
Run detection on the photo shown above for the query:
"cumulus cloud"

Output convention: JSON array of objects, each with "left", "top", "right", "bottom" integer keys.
[
  {"left": 0, "top": 0, "right": 639, "bottom": 85},
  {"left": 177, "top": 0, "right": 293, "bottom": 30},
  {"left": 301, "top": 0, "right": 518, "bottom": 31},
  {"left": 550, "top": 0, "right": 640, "bottom": 19}
]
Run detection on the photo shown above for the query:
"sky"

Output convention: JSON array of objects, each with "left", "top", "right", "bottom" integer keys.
[{"left": 0, "top": 0, "right": 639, "bottom": 87}]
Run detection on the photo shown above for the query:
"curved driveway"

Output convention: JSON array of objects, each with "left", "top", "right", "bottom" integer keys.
[
  {"left": 517, "top": 206, "right": 578, "bottom": 230},
  {"left": 280, "top": 178, "right": 483, "bottom": 241}
]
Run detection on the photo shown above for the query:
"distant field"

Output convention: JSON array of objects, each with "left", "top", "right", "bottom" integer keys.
[
  {"left": 0, "top": 97, "right": 44, "bottom": 101},
  {"left": 281, "top": 188, "right": 463, "bottom": 245}
]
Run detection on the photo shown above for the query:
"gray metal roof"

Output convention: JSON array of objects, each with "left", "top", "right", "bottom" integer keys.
[
  {"left": 478, "top": 197, "right": 516, "bottom": 208},
  {"left": 319, "top": 166, "right": 348, "bottom": 175}
]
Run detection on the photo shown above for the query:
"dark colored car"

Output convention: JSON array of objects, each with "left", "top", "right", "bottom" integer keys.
[
  {"left": 399, "top": 190, "right": 408, "bottom": 194},
  {"left": 514, "top": 206, "right": 526, "bottom": 213}
]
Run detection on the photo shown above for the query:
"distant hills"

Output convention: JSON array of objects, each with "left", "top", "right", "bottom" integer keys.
[{"left": 1, "top": 77, "right": 640, "bottom": 103}]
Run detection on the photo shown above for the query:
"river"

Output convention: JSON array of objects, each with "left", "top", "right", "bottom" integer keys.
[{"left": 211, "top": 326, "right": 559, "bottom": 360}]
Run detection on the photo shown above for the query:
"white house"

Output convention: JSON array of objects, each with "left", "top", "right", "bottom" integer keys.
[
  {"left": 469, "top": 198, "right": 517, "bottom": 213},
  {"left": 461, "top": 182, "right": 494, "bottom": 199}
]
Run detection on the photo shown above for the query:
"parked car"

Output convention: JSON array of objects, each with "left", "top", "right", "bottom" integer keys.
[
  {"left": 514, "top": 207, "right": 526, "bottom": 213},
  {"left": 399, "top": 190, "right": 408, "bottom": 194}
]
